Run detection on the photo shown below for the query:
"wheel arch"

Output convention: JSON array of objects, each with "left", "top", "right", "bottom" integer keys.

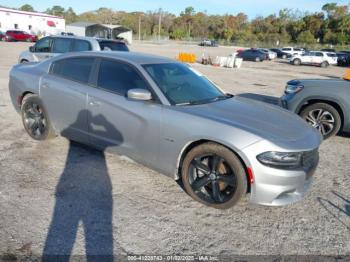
[
  {"left": 176, "top": 139, "right": 252, "bottom": 193},
  {"left": 298, "top": 98, "right": 345, "bottom": 129}
]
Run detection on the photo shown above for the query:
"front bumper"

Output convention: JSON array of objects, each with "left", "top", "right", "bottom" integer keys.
[{"left": 242, "top": 141, "right": 320, "bottom": 206}]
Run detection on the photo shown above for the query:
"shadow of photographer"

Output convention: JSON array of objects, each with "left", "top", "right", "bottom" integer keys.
[{"left": 43, "top": 110, "right": 123, "bottom": 261}]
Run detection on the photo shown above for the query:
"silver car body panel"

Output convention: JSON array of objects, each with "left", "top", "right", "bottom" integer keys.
[{"left": 9, "top": 52, "right": 322, "bottom": 206}]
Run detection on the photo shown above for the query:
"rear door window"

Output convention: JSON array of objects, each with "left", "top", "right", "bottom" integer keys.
[
  {"left": 51, "top": 57, "right": 94, "bottom": 84},
  {"left": 52, "top": 38, "right": 73, "bottom": 53},
  {"left": 72, "top": 39, "right": 92, "bottom": 52},
  {"left": 97, "top": 59, "right": 148, "bottom": 95},
  {"left": 315, "top": 52, "right": 324, "bottom": 57}
]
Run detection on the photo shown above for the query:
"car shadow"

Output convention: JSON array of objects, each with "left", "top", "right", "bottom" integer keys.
[
  {"left": 237, "top": 93, "right": 280, "bottom": 105},
  {"left": 42, "top": 110, "right": 123, "bottom": 261},
  {"left": 317, "top": 191, "right": 350, "bottom": 230}
]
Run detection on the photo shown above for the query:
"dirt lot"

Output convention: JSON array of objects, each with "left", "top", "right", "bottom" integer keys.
[{"left": 0, "top": 41, "right": 349, "bottom": 259}]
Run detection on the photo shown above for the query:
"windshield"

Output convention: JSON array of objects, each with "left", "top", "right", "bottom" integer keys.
[
  {"left": 142, "top": 63, "right": 228, "bottom": 105},
  {"left": 99, "top": 41, "right": 129, "bottom": 51}
]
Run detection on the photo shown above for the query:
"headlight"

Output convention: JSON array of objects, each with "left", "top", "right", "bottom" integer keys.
[
  {"left": 285, "top": 83, "right": 304, "bottom": 94},
  {"left": 257, "top": 151, "right": 303, "bottom": 169}
]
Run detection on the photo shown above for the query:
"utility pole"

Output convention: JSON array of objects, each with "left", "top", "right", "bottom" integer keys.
[
  {"left": 158, "top": 10, "right": 162, "bottom": 41},
  {"left": 138, "top": 15, "right": 141, "bottom": 41}
]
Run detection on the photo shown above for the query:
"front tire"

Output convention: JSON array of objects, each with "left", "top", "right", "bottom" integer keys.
[
  {"left": 293, "top": 59, "right": 301, "bottom": 65},
  {"left": 21, "top": 94, "right": 56, "bottom": 141},
  {"left": 181, "top": 142, "right": 247, "bottom": 209},
  {"left": 300, "top": 103, "right": 342, "bottom": 139}
]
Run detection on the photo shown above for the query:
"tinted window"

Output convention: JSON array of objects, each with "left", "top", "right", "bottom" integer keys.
[
  {"left": 97, "top": 60, "right": 148, "bottom": 95},
  {"left": 34, "top": 37, "right": 52, "bottom": 53},
  {"left": 52, "top": 38, "right": 72, "bottom": 53},
  {"left": 327, "top": 53, "right": 337, "bottom": 57},
  {"left": 72, "top": 40, "right": 91, "bottom": 51},
  {"left": 315, "top": 52, "right": 324, "bottom": 57},
  {"left": 99, "top": 41, "right": 129, "bottom": 51},
  {"left": 282, "top": 48, "right": 291, "bottom": 51},
  {"left": 51, "top": 57, "right": 94, "bottom": 84}
]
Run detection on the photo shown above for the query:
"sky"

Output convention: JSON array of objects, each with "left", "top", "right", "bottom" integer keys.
[{"left": 1, "top": 0, "right": 349, "bottom": 18}]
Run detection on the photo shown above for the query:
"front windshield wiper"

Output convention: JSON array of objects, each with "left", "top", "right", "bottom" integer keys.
[{"left": 176, "top": 94, "right": 233, "bottom": 106}]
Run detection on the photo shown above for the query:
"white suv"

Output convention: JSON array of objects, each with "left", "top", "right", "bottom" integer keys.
[
  {"left": 289, "top": 51, "right": 338, "bottom": 67},
  {"left": 281, "top": 47, "right": 305, "bottom": 56}
]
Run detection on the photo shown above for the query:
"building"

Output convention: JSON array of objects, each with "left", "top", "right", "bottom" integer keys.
[
  {"left": 66, "top": 22, "right": 133, "bottom": 44},
  {"left": 0, "top": 7, "right": 65, "bottom": 35}
]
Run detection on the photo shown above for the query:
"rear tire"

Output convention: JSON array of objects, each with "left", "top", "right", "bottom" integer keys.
[
  {"left": 181, "top": 142, "right": 247, "bottom": 209},
  {"left": 300, "top": 103, "right": 342, "bottom": 139},
  {"left": 21, "top": 94, "right": 56, "bottom": 141},
  {"left": 320, "top": 61, "right": 329, "bottom": 68}
]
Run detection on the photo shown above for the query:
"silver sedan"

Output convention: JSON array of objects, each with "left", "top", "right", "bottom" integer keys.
[{"left": 9, "top": 52, "right": 322, "bottom": 209}]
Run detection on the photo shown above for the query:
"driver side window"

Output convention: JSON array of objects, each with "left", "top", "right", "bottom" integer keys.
[
  {"left": 97, "top": 59, "right": 149, "bottom": 96},
  {"left": 34, "top": 37, "right": 52, "bottom": 53}
]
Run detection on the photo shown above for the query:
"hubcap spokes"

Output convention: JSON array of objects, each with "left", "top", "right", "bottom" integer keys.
[
  {"left": 24, "top": 103, "right": 46, "bottom": 138},
  {"left": 189, "top": 154, "right": 236, "bottom": 204},
  {"left": 305, "top": 109, "right": 334, "bottom": 136}
]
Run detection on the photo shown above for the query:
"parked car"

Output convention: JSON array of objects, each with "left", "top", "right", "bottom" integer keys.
[
  {"left": 5, "top": 30, "right": 37, "bottom": 42},
  {"left": 18, "top": 36, "right": 129, "bottom": 63},
  {"left": 269, "top": 48, "right": 292, "bottom": 59},
  {"left": 281, "top": 47, "right": 305, "bottom": 56},
  {"left": 199, "top": 39, "right": 218, "bottom": 47},
  {"left": 259, "top": 48, "right": 277, "bottom": 60},
  {"left": 9, "top": 52, "right": 321, "bottom": 209},
  {"left": 237, "top": 49, "right": 268, "bottom": 62},
  {"left": 289, "top": 51, "right": 337, "bottom": 67},
  {"left": 337, "top": 52, "right": 350, "bottom": 67},
  {"left": 280, "top": 78, "right": 350, "bottom": 139}
]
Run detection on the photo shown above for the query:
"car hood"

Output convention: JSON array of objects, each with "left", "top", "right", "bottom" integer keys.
[
  {"left": 176, "top": 96, "right": 320, "bottom": 142},
  {"left": 292, "top": 78, "right": 349, "bottom": 88}
]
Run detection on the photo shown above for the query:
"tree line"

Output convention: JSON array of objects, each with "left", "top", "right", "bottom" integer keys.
[{"left": 9, "top": 3, "right": 350, "bottom": 46}]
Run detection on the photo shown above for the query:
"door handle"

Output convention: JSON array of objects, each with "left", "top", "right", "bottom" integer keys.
[{"left": 89, "top": 101, "right": 101, "bottom": 107}]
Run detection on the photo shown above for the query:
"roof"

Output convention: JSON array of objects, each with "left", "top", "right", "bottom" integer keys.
[
  {"left": 66, "top": 22, "right": 99, "bottom": 28},
  {"left": 56, "top": 51, "right": 175, "bottom": 65},
  {"left": 0, "top": 7, "right": 63, "bottom": 19},
  {"left": 66, "top": 22, "right": 131, "bottom": 31}
]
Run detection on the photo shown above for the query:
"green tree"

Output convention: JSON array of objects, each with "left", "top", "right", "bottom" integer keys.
[
  {"left": 297, "top": 30, "right": 317, "bottom": 44},
  {"left": 20, "top": 4, "right": 34, "bottom": 12}
]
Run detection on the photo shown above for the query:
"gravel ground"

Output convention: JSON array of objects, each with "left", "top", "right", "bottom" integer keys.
[{"left": 0, "top": 41, "right": 349, "bottom": 259}]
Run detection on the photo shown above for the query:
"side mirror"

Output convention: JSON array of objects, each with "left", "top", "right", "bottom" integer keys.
[
  {"left": 127, "top": 88, "right": 152, "bottom": 101},
  {"left": 29, "top": 46, "right": 35, "bottom": 52}
]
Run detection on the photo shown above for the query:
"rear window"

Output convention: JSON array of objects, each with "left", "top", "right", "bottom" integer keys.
[
  {"left": 72, "top": 39, "right": 91, "bottom": 52},
  {"left": 327, "top": 53, "right": 337, "bottom": 57},
  {"left": 51, "top": 57, "right": 94, "bottom": 84},
  {"left": 52, "top": 38, "right": 72, "bottom": 53},
  {"left": 99, "top": 41, "right": 129, "bottom": 51}
]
